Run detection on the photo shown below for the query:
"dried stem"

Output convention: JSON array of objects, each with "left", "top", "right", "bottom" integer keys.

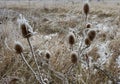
[
  {"left": 85, "top": 54, "right": 91, "bottom": 84},
  {"left": 66, "top": 64, "right": 76, "bottom": 75},
  {"left": 78, "top": 30, "right": 86, "bottom": 57},
  {"left": 27, "top": 37, "right": 44, "bottom": 84},
  {"left": 47, "top": 66, "right": 68, "bottom": 84},
  {"left": 94, "top": 65, "right": 117, "bottom": 83},
  {"left": 20, "top": 53, "right": 41, "bottom": 84}
]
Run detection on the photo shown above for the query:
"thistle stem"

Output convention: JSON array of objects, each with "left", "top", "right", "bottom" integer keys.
[
  {"left": 27, "top": 37, "right": 44, "bottom": 84},
  {"left": 20, "top": 53, "right": 41, "bottom": 84}
]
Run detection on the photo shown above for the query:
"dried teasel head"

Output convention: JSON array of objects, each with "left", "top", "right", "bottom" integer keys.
[
  {"left": 21, "top": 23, "right": 29, "bottom": 38},
  {"left": 20, "top": 23, "right": 33, "bottom": 38},
  {"left": 88, "top": 30, "right": 96, "bottom": 41},
  {"left": 83, "top": 2, "right": 89, "bottom": 17},
  {"left": 86, "top": 23, "right": 91, "bottom": 28},
  {"left": 71, "top": 51, "right": 78, "bottom": 64},
  {"left": 14, "top": 41, "right": 23, "bottom": 54},
  {"left": 45, "top": 51, "right": 51, "bottom": 59},
  {"left": 18, "top": 14, "right": 34, "bottom": 38},
  {"left": 85, "top": 38, "right": 91, "bottom": 46},
  {"left": 68, "top": 32, "right": 75, "bottom": 46}
]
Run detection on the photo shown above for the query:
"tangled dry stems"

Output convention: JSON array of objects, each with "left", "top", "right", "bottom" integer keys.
[{"left": 0, "top": 1, "right": 120, "bottom": 84}]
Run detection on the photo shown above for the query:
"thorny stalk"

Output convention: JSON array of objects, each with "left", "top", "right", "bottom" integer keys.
[
  {"left": 20, "top": 53, "right": 42, "bottom": 84},
  {"left": 27, "top": 37, "right": 44, "bottom": 84},
  {"left": 85, "top": 54, "right": 91, "bottom": 84},
  {"left": 78, "top": 29, "right": 87, "bottom": 57}
]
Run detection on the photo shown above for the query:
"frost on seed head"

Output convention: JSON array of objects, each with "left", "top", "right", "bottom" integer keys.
[
  {"left": 14, "top": 41, "right": 23, "bottom": 54},
  {"left": 18, "top": 14, "right": 36, "bottom": 38}
]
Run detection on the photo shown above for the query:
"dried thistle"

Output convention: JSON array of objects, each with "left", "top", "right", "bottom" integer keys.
[
  {"left": 14, "top": 41, "right": 23, "bottom": 54},
  {"left": 14, "top": 41, "right": 43, "bottom": 83},
  {"left": 85, "top": 38, "right": 91, "bottom": 46},
  {"left": 83, "top": 2, "right": 89, "bottom": 17},
  {"left": 68, "top": 32, "right": 75, "bottom": 46},
  {"left": 21, "top": 22, "right": 42, "bottom": 82},
  {"left": 20, "top": 23, "right": 33, "bottom": 38},
  {"left": 88, "top": 30, "right": 96, "bottom": 41},
  {"left": 45, "top": 51, "right": 51, "bottom": 59},
  {"left": 86, "top": 23, "right": 91, "bottom": 28},
  {"left": 71, "top": 51, "right": 78, "bottom": 64},
  {"left": 21, "top": 23, "right": 30, "bottom": 38}
]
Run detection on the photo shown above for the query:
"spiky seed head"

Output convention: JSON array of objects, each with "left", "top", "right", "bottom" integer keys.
[
  {"left": 71, "top": 51, "right": 78, "bottom": 64},
  {"left": 21, "top": 23, "right": 28, "bottom": 38},
  {"left": 88, "top": 30, "right": 96, "bottom": 41},
  {"left": 14, "top": 41, "right": 23, "bottom": 54},
  {"left": 68, "top": 32, "right": 75, "bottom": 46},
  {"left": 83, "top": 2, "right": 89, "bottom": 16},
  {"left": 45, "top": 51, "right": 51, "bottom": 59},
  {"left": 85, "top": 38, "right": 91, "bottom": 46},
  {"left": 20, "top": 23, "right": 32, "bottom": 38},
  {"left": 86, "top": 23, "right": 91, "bottom": 28}
]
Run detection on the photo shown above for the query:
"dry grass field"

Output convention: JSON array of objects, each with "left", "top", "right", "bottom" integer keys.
[{"left": 0, "top": 0, "right": 120, "bottom": 84}]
